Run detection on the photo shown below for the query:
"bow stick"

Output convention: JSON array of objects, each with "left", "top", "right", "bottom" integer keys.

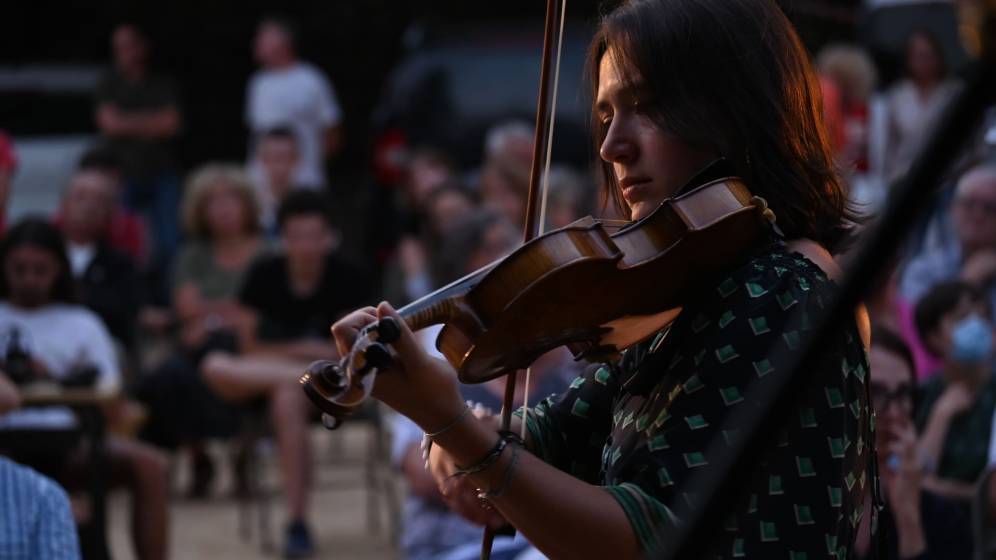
[{"left": 480, "top": 0, "right": 566, "bottom": 557}]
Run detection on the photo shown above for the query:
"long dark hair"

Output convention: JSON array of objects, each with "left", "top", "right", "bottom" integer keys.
[
  {"left": 588, "top": 0, "right": 859, "bottom": 252},
  {"left": 0, "top": 217, "right": 76, "bottom": 304}
]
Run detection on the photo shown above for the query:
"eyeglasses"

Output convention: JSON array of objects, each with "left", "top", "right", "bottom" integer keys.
[
  {"left": 954, "top": 197, "right": 996, "bottom": 216},
  {"left": 870, "top": 384, "right": 913, "bottom": 411}
]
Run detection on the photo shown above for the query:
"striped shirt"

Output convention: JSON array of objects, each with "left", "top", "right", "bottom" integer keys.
[{"left": 0, "top": 456, "right": 80, "bottom": 559}]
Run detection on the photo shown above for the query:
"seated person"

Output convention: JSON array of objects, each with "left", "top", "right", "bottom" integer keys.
[
  {"left": 57, "top": 166, "right": 142, "bottom": 357},
  {"left": 901, "top": 163, "right": 996, "bottom": 319},
  {"left": 914, "top": 280, "right": 996, "bottom": 501},
  {"left": 254, "top": 127, "right": 305, "bottom": 236},
  {"left": 139, "top": 163, "right": 267, "bottom": 496},
  {"left": 0, "top": 218, "right": 168, "bottom": 560},
  {"left": 202, "top": 190, "right": 372, "bottom": 558},
  {"left": 72, "top": 148, "right": 148, "bottom": 265},
  {"left": 0, "top": 372, "right": 80, "bottom": 559},
  {"left": 854, "top": 328, "right": 972, "bottom": 559}
]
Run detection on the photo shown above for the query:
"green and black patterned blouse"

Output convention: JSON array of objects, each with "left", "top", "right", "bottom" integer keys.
[{"left": 519, "top": 243, "right": 874, "bottom": 558}]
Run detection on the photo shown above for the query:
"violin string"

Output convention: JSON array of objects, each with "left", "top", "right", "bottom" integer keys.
[{"left": 523, "top": 0, "right": 566, "bottom": 442}]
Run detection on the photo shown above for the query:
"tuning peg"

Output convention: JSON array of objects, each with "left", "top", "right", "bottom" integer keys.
[
  {"left": 376, "top": 317, "right": 401, "bottom": 344},
  {"left": 364, "top": 342, "right": 394, "bottom": 369}
]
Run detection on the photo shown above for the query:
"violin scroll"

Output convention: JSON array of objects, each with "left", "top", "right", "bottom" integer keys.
[{"left": 299, "top": 317, "right": 402, "bottom": 430}]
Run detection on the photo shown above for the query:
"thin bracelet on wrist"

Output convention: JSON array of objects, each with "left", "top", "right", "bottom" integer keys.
[
  {"left": 426, "top": 403, "right": 471, "bottom": 439},
  {"left": 478, "top": 443, "right": 521, "bottom": 499}
]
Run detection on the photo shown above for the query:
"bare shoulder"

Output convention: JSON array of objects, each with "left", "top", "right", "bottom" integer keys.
[{"left": 784, "top": 238, "right": 870, "bottom": 351}]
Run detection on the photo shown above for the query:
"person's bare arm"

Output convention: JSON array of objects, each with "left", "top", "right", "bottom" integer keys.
[
  {"left": 921, "top": 475, "right": 976, "bottom": 502},
  {"left": 96, "top": 103, "right": 180, "bottom": 139}
]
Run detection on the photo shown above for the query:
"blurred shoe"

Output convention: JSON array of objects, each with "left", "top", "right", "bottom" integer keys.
[{"left": 284, "top": 520, "right": 314, "bottom": 559}]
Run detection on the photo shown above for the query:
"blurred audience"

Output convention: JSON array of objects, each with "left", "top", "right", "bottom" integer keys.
[
  {"left": 854, "top": 328, "right": 972, "bottom": 559},
  {"left": 57, "top": 167, "right": 143, "bottom": 358},
  {"left": 247, "top": 16, "right": 343, "bottom": 190},
  {"left": 94, "top": 23, "right": 182, "bottom": 276},
  {"left": 0, "top": 218, "right": 168, "bottom": 560},
  {"left": 913, "top": 281, "right": 996, "bottom": 502},
  {"left": 479, "top": 121, "right": 533, "bottom": 229},
  {"left": 384, "top": 182, "right": 476, "bottom": 304},
  {"left": 901, "top": 163, "right": 996, "bottom": 319},
  {"left": 543, "top": 165, "right": 593, "bottom": 231},
  {"left": 202, "top": 190, "right": 371, "bottom": 558},
  {"left": 883, "top": 29, "right": 960, "bottom": 183}
]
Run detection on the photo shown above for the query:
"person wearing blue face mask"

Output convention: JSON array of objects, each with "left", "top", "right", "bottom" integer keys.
[{"left": 914, "top": 280, "right": 996, "bottom": 503}]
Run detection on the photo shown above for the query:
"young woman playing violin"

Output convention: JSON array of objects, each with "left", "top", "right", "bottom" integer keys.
[{"left": 332, "top": 0, "right": 873, "bottom": 557}]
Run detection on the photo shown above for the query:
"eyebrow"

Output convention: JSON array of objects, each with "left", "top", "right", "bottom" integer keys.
[{"left": 595, "top": 81, "right": 651, "bottom": 114}]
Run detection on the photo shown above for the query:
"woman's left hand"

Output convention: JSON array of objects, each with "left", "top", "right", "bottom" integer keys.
[{"left": 330, "top": 302, "right": 465, "bottom": 430}]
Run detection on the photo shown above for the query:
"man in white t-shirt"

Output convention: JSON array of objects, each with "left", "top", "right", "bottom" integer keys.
[{"left": 246, "top": 17, "right": 343, "bottom": 190}]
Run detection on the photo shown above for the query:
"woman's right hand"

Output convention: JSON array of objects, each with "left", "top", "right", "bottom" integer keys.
[
  {"left": 428, "top": 435, "right": 508, "bottom": 530},
  {"left": 330, "top": 302, "right": 465, "bottom": 431}
]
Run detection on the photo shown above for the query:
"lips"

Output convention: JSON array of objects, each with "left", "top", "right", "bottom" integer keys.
[{"left": 620, "top": 177, "right": 651, "bottom": 203}]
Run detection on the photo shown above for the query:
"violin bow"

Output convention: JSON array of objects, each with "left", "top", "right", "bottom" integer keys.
[{"left": 481, "top": 0, "right": 567, "bottom": 558}]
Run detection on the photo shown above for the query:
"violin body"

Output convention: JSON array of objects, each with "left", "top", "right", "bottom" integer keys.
[{"left": 405, "top": 176, "right": 772, "bottom": 383}]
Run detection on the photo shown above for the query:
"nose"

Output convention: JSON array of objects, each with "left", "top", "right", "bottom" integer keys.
[{"left": 599, "top": 119, "right": 636, "bottom": 164}]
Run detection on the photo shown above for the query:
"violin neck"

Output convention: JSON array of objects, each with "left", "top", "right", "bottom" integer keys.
[{"left": 396, "top": 264, "right": 493, "bottom": 332}]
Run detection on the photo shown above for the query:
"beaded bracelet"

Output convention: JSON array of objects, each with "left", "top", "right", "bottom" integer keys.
[
  {"left": 478, "top": 442, "right": 521, "bottom": 499},
  {"left": 454, "top": 436, "right": 509, "bottom": 477}
]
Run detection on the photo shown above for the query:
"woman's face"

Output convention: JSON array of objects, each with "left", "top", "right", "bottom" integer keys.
[
  {"left": 907, "top": 33, "right": 942, "bottom": 84},
  {"left": 204, "top": 185, "right": 249, "bottom": 239},
  {"left": 596, "top": 49, "right": 715, "bottom": 221},
  {"left": 868, "top": 346, "right": 914, "bottom": 462}
]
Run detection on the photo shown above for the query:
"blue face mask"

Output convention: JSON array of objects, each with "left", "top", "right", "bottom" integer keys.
[{"left": 951, "top": 314, "right": 994, "bottom": 364}]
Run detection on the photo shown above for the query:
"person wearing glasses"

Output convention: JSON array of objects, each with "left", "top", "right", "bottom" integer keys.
[
  {"left": 901, "top": 163, "right": 996, "bottom": 319},
  {"left": 854, "top": 327, "right": 972, "bottom": 559}
]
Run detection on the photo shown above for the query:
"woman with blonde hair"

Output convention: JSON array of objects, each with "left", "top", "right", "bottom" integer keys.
[{"left": 139, "top": 163, "right": 269, "bottom": 497}]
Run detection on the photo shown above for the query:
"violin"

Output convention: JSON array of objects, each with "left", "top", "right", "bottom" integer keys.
[{"left": 299, "top": 172, "right": 776, "bottom": 426}]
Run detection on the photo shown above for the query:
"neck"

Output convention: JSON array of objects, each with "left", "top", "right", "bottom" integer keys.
[
  {"left": 65, "top": 230, "right": 96, "bottom": 246},
  {"left": 961, "top": 242, "right": 991, "bottom": 260},
  {"left": 119, "top": 65, "right": 146, "bottom": 82},
  {"left": 267, "top": 56, "right": 296, "bottom": 70},
  {"left": 914, "top": 77, "right": 938, "bottom": 92},
  {"left": 213, "top": 233, "right": 250, "bottom": 250}
]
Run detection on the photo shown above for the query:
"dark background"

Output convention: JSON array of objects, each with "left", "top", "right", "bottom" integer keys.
[{"left": 1, "top": 0, "right": 866, "bottom": 178}]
